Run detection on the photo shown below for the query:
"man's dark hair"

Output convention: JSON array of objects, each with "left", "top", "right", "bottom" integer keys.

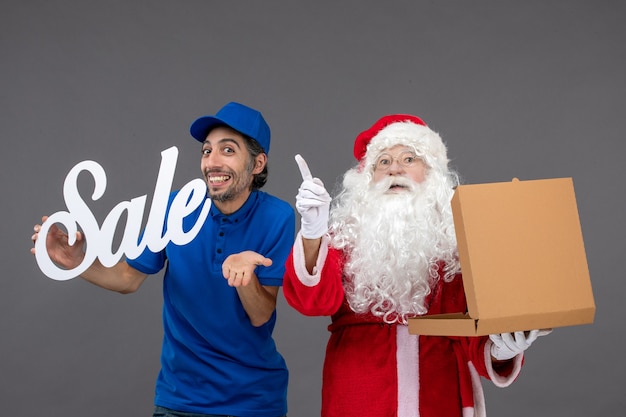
[{"left": 243, "top": 135, "right": 268, "bottom": 190}]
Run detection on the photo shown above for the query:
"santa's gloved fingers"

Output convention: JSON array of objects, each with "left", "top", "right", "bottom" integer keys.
[
  {"left": 495, "top": 332, "right": 526, "bottom": 353},
  {"left": 311, "top": 177, "right": 324, "bottom": 187},
  {"left": 296, "top": 200, "right": 328, "bottom": 213},
  {"left": 499, "top": 332, "right": 518, "bottom": 350},
  {"left": 490, "top": 332, "right": 522, "bottom": 360},
  {"left": 294, "top": 159, "right": 330, "bottom": 239},
  {"left": 295, "top": 154, "right": 313, "bottom": 181},
  {"left": 296, "top": 188, "right": 331, "bottom": 208},
  {"left": 490, "top": 328, "right": 552, "bottom": 361},
  {"left": 519, "top": 328, "right": 552, "bottom": 346},
  {"left": 509, "top": 330, "right": 543, "bottom": 350},
  {"left": 298, "top": 180, "right": 330, "bottom": 200},
  {"left": 524, "top": 330, "right": 540, "bottom": 345},
  {"left": 512, "top": 331, "right": 534, "bottom": 350}
]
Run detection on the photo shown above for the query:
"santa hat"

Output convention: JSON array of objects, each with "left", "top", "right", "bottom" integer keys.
[{"left": 353, "top": 114, "right": 449, "bottom": 172}]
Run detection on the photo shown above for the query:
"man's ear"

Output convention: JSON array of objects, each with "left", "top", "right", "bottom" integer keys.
[{"left": 252, "top": 153, "right": 267, "bottom": 174}]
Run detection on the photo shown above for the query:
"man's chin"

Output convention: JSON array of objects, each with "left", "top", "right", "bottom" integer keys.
[{"left": 208, "top": 189, "right": 232, "bottom": 203}]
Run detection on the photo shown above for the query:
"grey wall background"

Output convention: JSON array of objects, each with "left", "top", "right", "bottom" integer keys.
[{"left": 2, "top": 1, "right": 624, "bottom": 416}]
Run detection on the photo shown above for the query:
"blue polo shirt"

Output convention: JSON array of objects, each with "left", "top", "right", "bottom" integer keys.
[{"left": 127, "top": 190, "right": 295, "bottom": 417}]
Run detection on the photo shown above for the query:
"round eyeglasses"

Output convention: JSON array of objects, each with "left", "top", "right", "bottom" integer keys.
[{"left": 373, "top": 151, "right": 422, "bottom": 172}]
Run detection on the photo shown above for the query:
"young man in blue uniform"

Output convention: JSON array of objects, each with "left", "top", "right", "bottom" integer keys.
[{"left": 32, "top": 102, "right": 295, "bottom": 417}]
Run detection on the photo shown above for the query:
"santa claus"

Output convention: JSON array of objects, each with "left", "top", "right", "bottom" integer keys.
[{"left": 283, "top": 114, "right": 549, "bottom": 417}]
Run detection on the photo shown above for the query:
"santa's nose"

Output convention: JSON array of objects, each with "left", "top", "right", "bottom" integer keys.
[{"left": 387, "top": 160, "right": 405, "bottom": 173}]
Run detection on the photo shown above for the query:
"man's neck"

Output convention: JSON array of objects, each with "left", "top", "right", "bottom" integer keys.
[{"left": 213, "top": 190, "right": 253, "bottom": 215}]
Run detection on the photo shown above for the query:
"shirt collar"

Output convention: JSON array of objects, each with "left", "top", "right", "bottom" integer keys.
[{"left": 209, "top": 190, "right": 259, "bottom": 223}]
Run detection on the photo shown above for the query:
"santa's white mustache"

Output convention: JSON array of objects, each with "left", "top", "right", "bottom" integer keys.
[{"left": 371, "top": 176, "right": 418, "bottom": 194}]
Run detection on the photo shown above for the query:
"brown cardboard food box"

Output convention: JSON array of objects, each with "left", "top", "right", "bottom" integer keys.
[{"left": 408, "top": 177, "right": 595, "bottom": 336}]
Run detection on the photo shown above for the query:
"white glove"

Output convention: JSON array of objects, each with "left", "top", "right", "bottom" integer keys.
[
  {"left": 489, "top": 329, "right": 552, "bottom": 361},
  {"left": 295, "top": 154, "right": 331, "bottom": 239}
]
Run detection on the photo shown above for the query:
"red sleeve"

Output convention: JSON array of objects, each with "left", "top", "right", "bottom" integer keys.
[{"left": 283, "top": 246, "right": 345, "bottom": 317}]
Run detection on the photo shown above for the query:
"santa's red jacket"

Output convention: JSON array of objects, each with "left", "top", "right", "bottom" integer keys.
[{"left": 283, "top": 234, "right": 523, "bottom": 417}]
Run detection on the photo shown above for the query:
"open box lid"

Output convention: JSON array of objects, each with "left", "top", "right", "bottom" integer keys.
[{"left": 408, "top": 177, "right": 595, "bottom": 336}]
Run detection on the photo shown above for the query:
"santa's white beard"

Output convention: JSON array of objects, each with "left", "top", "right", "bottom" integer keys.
[{"left": 330, "top": 172, "right": 459, "bottom": 324}]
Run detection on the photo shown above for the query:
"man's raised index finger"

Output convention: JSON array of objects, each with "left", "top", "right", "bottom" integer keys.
[{"left": 295, "top": 154, "right": 313, "bottom": 181}]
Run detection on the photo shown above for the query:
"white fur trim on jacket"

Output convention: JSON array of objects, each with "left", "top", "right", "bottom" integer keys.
[
  {"left": 484, "top": 339, "right": 523, "bottom": 387},
  {"left": 467, "top": 361, "right": 486, "bottom": 417},
  {"left": 293, "top": 231, "right": 331, "bottom": 287}
]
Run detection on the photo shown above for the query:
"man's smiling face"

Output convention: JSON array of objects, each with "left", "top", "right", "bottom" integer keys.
[{"left": 200, "top": 126, "right": 263, "bottom": 213}]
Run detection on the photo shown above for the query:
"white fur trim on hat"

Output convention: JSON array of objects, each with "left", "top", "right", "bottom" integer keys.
[{"left": 364, "top": 121, "right": 449, "bottom": 171}]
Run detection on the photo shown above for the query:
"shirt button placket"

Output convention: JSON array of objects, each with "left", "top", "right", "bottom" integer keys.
[{"left": 216, "top": 217, "right": 228, "bottom": 258}]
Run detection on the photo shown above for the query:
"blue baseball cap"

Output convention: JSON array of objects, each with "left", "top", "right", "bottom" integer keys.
[{"left": 189, "top": 102, "right": 271, "bottom": 154}]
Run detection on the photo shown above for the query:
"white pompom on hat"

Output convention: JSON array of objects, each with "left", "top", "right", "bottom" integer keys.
[{"left": 353, "top": 114, "right": 449, "bottom": 172}]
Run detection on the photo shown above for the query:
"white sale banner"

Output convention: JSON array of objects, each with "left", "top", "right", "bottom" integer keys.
[{"left": 35, "top": 146, "right": 211, "bottom": 280}]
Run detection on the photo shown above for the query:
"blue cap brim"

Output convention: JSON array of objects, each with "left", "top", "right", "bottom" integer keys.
[{"left": 190, "top": 116, "right": 228, "bottom": 142}]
